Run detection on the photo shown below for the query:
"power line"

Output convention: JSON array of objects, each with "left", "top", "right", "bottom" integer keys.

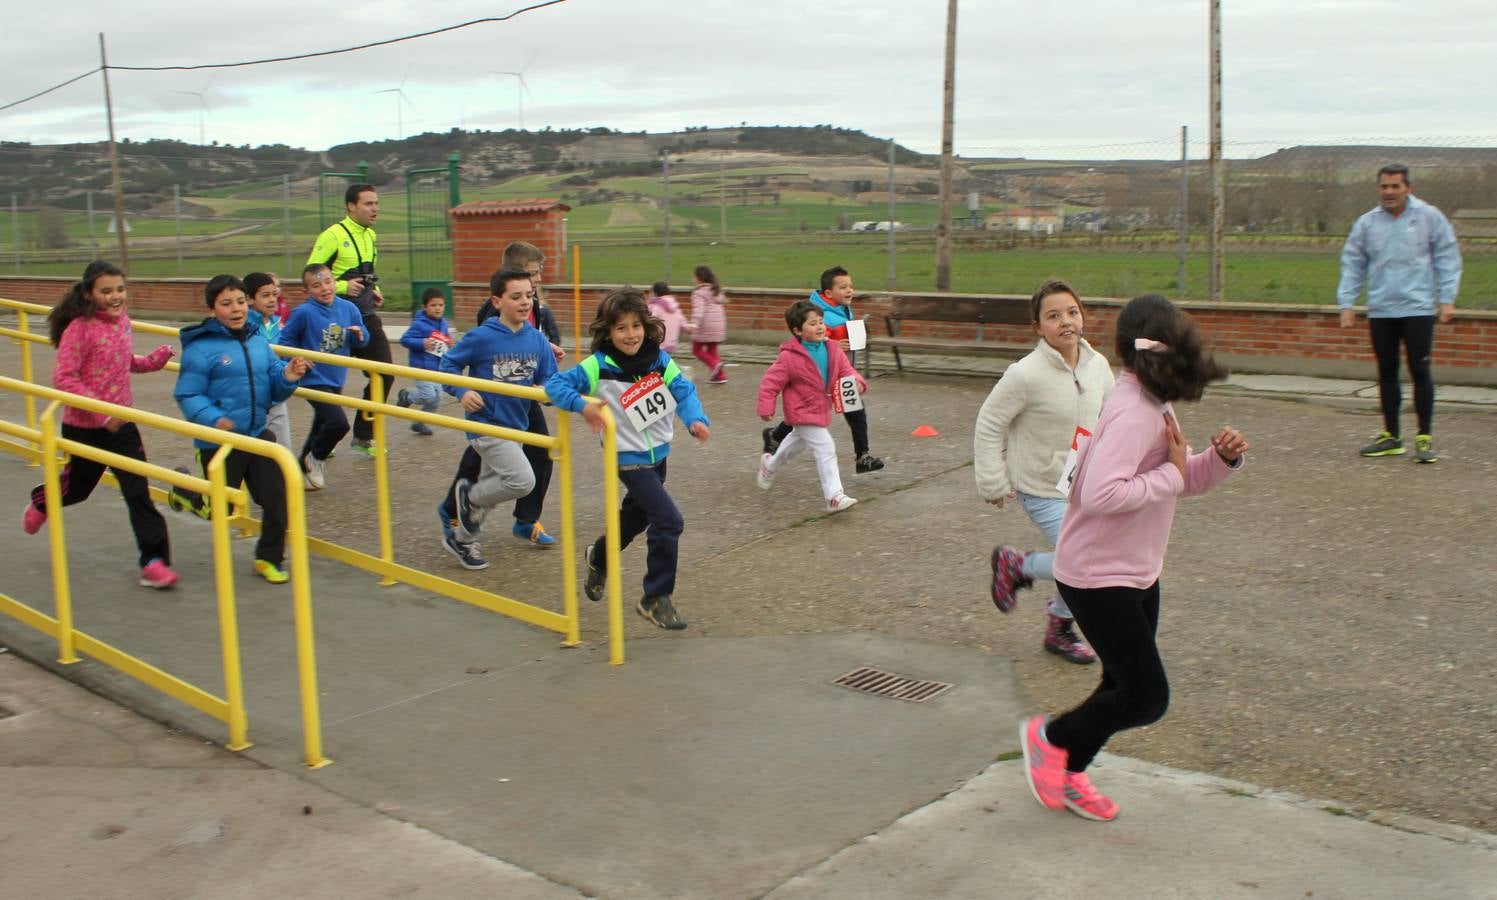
[{"left": 0, "top": 0, "right": 566, "bottom": 114}]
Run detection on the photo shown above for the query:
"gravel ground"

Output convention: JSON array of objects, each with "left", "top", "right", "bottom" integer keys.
[{"left": 2, "top": 331, "right": 1492, "bottom": 834}]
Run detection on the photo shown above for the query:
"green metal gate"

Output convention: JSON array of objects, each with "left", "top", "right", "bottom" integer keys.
[
  {"left": 317, "top": 162, "right": 371, "bottom": 230},
  {"left": 406, "top": 154, "right": 462, "bottom": 315}
]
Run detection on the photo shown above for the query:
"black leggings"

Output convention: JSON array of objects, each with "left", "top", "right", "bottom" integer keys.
[
  {"left": 1045, "top": 580, "right": 1167, "bottom": 773},
  {"left": 30, "top": 423, "right": 170, "bottom": 568},
  {"left": 772, "top": 407, "right": 870, "bottom": 458},
  {"left": 1369, "top": 316, "right": 1435, "bottom": 437}
]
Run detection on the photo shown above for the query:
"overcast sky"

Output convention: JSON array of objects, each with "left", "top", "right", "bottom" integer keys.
[{"left": 2, "top": 0, "right": 1493, "bottom": 158}]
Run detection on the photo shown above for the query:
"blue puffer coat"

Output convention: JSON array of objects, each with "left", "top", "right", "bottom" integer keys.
[{"left": 174, "top": 316, "right": 300, "bottom": 450}]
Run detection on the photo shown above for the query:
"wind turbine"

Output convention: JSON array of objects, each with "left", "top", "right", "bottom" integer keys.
[
  {"left": 491, "top": 51, "right": 537, "bottom": 131},
  {"left": 174, "top": 74, "right": 215, "bottom": 145},
  {"left": 373, "top": 65, "right": 417, "bottom": 139}
]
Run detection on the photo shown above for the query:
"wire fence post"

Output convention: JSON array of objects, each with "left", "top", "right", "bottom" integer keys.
[
  {"left": 173, "top": 184, "right": 184, "bottom": 274},
  {"left": 886, "top": 139, "right": 897, "bottom": 291},
  {"left": 1178, "top": 125, "right": 1188, "bottom": 300},
  {"left": 282, "top": 174, "right": 293, "bottom": 274},
  {"left": 10, "top": 196, "right": 19, "bottom": 274},
  {"left": 1208, "top": 0, "right": 1224, "bottom": 301},
  {"left": 661, "top": 149, "right": 671, "bottom": 282},
  {"left": 86, "top": 190, "right": 99, "bottom": 252}
]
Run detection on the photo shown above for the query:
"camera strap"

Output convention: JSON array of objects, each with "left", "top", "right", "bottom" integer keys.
[{"left": 338, "top": 223, "right": 375, "bottom": 274}]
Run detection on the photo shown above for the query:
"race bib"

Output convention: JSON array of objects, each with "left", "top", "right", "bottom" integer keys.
[
  {"left": 425, "top": 336, "right": 450, "bottom": 357},
  {"left": 620, "top": 373, "right": 677, "bottom": 432},
  {"left": 831, "top": 375, "right": 863, "bottom": 413},
  {"left": 1055, "top": 426, "right": 1093, "bottom": 498}
]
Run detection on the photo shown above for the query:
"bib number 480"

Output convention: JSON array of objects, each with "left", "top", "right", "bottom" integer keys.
[{"left": 832, "top": 375, "right": 863, "bottom": 413}]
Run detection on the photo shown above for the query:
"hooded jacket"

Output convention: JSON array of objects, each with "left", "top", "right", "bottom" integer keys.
[
  {"left": 278, "top": 296, "right": 369, "bottom": 389},
  {"left": 546, "top": 346, "right": 708, "bottom": 467},
  {"left": 399, "top": 308, "right": 452, "bottom": 371},
  {"left": 175, "top": 316, "right": 299, "bottom": 450},
  {"left": 688, "top": 284, "right": 728, "bottom": 343},
  {"left": 438, "top": 315, "right": 557, "bottom": 438},
  {"left": 757, "top": 338, "right": 863, "bottom": 427}
]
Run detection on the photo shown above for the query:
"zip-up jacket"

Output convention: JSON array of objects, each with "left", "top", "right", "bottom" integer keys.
[
  {"left": 439, "top": 316, "right": 556, "bottom": 438},
  {"left": 308, "top": 216, "right": 379, "bottom": 314},
  {"left": 52, "top": 311, "right": 173, "bottom": 428},
  {"left": 688, "top": 284, "right": 728, "bottom": 343},
  {"left": 973, "top": 338, "right": 1115, "bottom": 501},
  {"left": 399, "top": 309, "right": 452, "bottom": 371},
  {"left": 546, "top": 349, "right": 708, "bottom": 467},
  {"left": 757, "top": 338, "right": 863, "bottom": 427},
  {"left": 1337, "top": 195, "right": 1462, "bottom": 317},
  {"left": 278, "top": 296, "right": 369, "bottom": 390},
  {"left": 807, "top": 290, "right": 854, "bottom": 342},
  {"left": 175, "top": 317, "right": 299, "bottom": 450}
]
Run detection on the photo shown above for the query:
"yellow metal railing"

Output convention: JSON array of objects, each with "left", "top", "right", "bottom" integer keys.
[
  {"left": 0, "top": 379, "right": 329, "bottom": 768},
  {"left": 0, "top": 295, "right": 628, "bottom": 665}
]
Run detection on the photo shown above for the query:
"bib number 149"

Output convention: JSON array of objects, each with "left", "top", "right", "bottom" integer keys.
[{"left": 620, "top": 373, "right": 677, "bottom": 432}]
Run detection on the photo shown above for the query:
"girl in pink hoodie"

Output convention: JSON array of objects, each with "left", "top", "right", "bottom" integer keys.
[
  {"left": 22, "top": 260, "right": 179, "bottom": 589},
  {"left": 755, "top": 300, "right": 867, "bottom": 513},
  {"left": 1008, "top": 294, "right": 1249, "bottom": 823}
]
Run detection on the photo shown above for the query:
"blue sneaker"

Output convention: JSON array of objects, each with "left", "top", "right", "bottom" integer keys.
[{"left": 513, "top": 520, "right": 557, "bottom": 547}]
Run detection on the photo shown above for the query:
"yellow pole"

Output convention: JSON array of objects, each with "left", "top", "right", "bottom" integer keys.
[
  {"left": 39, "top": 403, "right": 79, "bottom": 664},
  {"left": 276, "top": 449, "right": 330, "bottom": 768},
  {"left": 572, "top": 244, "right": 582, "bottom": 356},
  {"left": 207, "top": 445, "right": 251, "bottom": 751},
  {"left": 17, "top": 309, "right": 39, "bottom": 466},
  {"left": 369, "top": 370, "right": 395, "bottom": 585},
  {"left": 600, "top": 405, "right": 624, "bottom": 666},
  {"left": 554, "top": 410, "right": 580, "bottom": 648}
]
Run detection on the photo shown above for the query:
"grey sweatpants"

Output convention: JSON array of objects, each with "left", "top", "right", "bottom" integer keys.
[{"left": 467, "top": 436, "right": 535, "bottom": 512}]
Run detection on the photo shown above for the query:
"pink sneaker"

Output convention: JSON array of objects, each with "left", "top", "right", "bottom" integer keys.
[
  {"left": 139, "top": 559, "right": 179, "bottom": 590},
  {"left": 1021, "top": 715, "right": 1066, "bottom": 811},
  {"left": 989, "top": 546, "right": 1033, "bottom": 613},
  {"left": 22, "top": 502, "right": 45, "bottom": 535},
  {"left": 1062, "top": 771, "right": 1120, "bottom": 821},
  {"left": 1044, "top": 613, "right": 1097, "bottom": 664}
]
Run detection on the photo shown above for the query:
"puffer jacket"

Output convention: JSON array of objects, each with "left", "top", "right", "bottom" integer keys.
[
  {"left": 756, "top": 338, "right": 864, "bottom": 427},
  {"left": 689, "top": 284, "right": 728, "bottom": 343},
  {"left": 175, "top": 317, "right": 299, "bottom": 449}
]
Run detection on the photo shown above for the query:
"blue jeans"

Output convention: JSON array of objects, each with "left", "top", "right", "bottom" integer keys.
[
  {"left": 1016, "top": 492, "right": 1072, "bottom": 619},
  {"left": 589, "top": 461, "right": 683, "bottom": 598},
  {"left": 409, "top": 379, "right": 441, "bottom": 412}
]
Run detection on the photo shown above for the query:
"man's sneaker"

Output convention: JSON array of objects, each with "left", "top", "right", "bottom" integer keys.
[
  {"left": 442, "top": 534, "right": 489, "bottom": 571},
  {"left": 855, "top": 453, "right": 885, "bottom": 474},
  {"left": 1413, "top": 434, "right": 1437, "bottom": 464},
  {"left": 22, "top": 502, "right": 45, "bottom": 535},
  {"left": 1062, "top": 771, "right": 1120, "bottom": 821},
  {"left": 1359, "top": 431, "right": 1404, "bottom": 457},
  {"left": 756, "top": 453, "right": 776, "bottom": 490},
  {"left": 1044, "top": 613, "right": 1096, "bottom": 664},
  {"left": 1021, "top": 715, "right": 1067, "bottom": 811},
  {"left": 989, "top": 546, "right": 1032, "bottom": 613},
  {"left": 410, "top": 421, "right": 434, "bottom": 436},
  {"left": 637, "top": 594, "right": 687, "bottom": 630},
  {"left": 350, "top": 439, "right": 376, "bottom": 459},
  {"left": 583, "top": 544, "right": 605, "bottom": 602},
  {"left": 139, "top": 558, "right": 180, "bottom": 590},
  {"left": 304, "top": 455, "right": 326, "bottom": 491},
  {"left": 513, "top": 520, "right": 557, "bottom": 546},
  {"left": 825, "top": 493, "right": 858, "bottom": 513},
  {"left": 761, "top": 427, "right": 781, "bottom": 455},
  {"left": 395, "top": 388, "right": 412, "bottom": 408},
  {"left": 253, "top": 559, "right": 289, "bottom": 584},
  {"left": 453, "top": 479, "right": 484, "bottom": 542}
]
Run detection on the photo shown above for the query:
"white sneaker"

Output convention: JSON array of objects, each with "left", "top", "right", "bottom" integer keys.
[
  {"left": 825, "top": 493, "right": 858, "bottom": 513},
  {"left": 756, "top": 453, "right": 775, "bottom": 490},
  {"left": 305, "top": 456, "right": 327, "bottom": 490}
]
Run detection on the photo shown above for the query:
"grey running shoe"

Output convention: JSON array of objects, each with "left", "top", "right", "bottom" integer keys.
[
  {"left": 1413, "top": 434, "right": 1437, "bottom": 464},
  {"left": 1359, "top": 431, "right": 1404, "bottom": 457}
]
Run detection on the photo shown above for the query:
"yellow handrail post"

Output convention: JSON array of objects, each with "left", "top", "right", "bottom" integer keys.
[
  {"left": 17, "top": 309, "right": 39, "bottom": 466},
  {"left": 368, "top": 370, "right": 396, "bottom": 586},
  {"left": 38, "top": 402, "right": 79, "bottom": 665},
  {"left": 554, "top": 410, "right": 580, "bottom": 648},
  {"left": 275, "top": 448, "right": 331, "bottom": 768},
  {"left": 572, "top": 244, "right": 582, "bottom": 356},
  {"left": 600, "top": 405, "right": 624, "bottom": 666},
  {"left": 207, "top": 445, "right": 251, "bottom": 752}
]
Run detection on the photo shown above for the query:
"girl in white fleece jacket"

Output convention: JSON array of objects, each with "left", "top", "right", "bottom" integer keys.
[{"left": 973, "top": 280, "right": 1114, "bottom": 663}]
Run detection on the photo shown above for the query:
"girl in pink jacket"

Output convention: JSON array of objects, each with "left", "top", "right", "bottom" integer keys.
[
  {"left": 755, "top": 300, "right": 866, "bottom": 513},
  {"left": 688, "top": 265, "right": 729, "bottom": 383},
  {"left": 22, "top": 260, "right": 179, "bottom": 589},
  {"left": 1008, "top": 294, "right": 1249, "bottom": 823}
]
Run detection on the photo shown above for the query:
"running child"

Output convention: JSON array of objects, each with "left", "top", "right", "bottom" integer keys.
[
  {"left": 763, "top": 266, "right": 883, "bottom": 472},
  {"left": 546, "top": 287, "right": 710, "bottom": 630},
  {"left": 395, "top": 287, "right": 453, "bottom": 436},
  {"left": 755, "top": 300, "right": 864, "bottom": 513},
  {"left": 647, "top": 281, "right": 687, "bottom": 353},
  {"left": 278, "top": 263, "right": 367, "bottom": 490},
  {"left": 975, "top": 280, "right": 1115, "bottom": 664},
  {"left": 1009, "top": 293, "right": 1248, "bottom": 822},
  {"left": 20, "top": 260, "right": 179, "bottom": 589},
  {"left": 688, "top": 265, "right": 728, "bottom": 383},
  {"left": 440, "top": 267, "right": 558, "bottom": 571},
  {"left": 171, "top": 275, "right": 313, "bottom": 584},
  {"left": 245, "top": 272, "right": 293, "bottom": 448}
]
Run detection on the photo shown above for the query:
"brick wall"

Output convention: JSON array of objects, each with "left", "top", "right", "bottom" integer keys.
[
  {"left": 6, "top": 275, "right": 1495, "bottom": 384},
  {"left": 450, "top": 202, "right": 568, "bottom": 284}
]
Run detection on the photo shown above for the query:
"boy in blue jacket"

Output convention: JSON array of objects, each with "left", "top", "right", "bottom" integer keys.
[
  {"left": 171, "top": 274, "right": 312, "bottom": 583},
  {"left": 438, "top": 267, "right": 558, "bottom": 571},
  {"left": 546, "top": 286, "right": 710, "bottom": 631},
  {"left": 279, "top": 263, "right": 368, "bottom": 490},
  {"left": 396, "top": 287, "right": 452, "bottom": 436}
]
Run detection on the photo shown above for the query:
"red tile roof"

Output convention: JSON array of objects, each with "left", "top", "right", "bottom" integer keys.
[{"left": 450, "top": 199, "right": 572, "bottom": 216}]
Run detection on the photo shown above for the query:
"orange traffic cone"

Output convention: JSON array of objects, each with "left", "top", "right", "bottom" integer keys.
[{"left": 911, "top": 425, "right": 940, "bottom": 437}]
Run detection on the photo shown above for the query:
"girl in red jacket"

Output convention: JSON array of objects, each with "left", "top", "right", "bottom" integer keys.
[{"left": 755, "top": 300, "right": 866, "bottom": 512}]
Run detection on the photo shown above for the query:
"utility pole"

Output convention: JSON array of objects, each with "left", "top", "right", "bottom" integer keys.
[
  {"left": 1178, "top": 125, "right": 1188, "bottom": 299},
  {"left": 934, "top": 0, "right": 958, "bottom": 291},
  {"left": 661, "top": 150, "right": 671, "bottom": 282},
  {"left": 99, "top": 33, "right": 128, "bottom": 269},
  {"left": 886, "top": 138, "right": 897, "bottom": 291},
  {"left": 1208, "top": 1, "right": 1223, "bottom": 301}
]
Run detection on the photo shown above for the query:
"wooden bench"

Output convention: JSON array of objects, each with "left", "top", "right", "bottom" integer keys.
[{"left": 870, "top": 295, "right": 1035, "bottom": 374}]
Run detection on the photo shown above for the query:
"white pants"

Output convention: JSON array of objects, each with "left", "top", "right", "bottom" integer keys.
[
  {"left": 265, "top": 401, "right": 292, "bottom": 449},
  {"left": 767, "top": 424, "right": 843, "bottom": 501}
]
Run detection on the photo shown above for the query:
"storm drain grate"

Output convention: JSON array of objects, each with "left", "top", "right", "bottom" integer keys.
[{"left": 832, "top": 667, "right": 954, "bottom": 702}]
